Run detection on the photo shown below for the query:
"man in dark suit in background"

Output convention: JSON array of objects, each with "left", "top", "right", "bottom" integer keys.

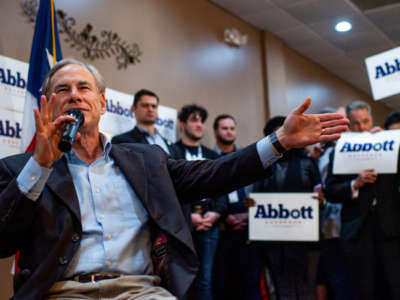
[
  {"left": 325, "top": 100, "right": 400, "bottom": 300},
  {"left": 0, "top": 58, "right": 348, "bottom": 300},
  {"left": 111, "top": 89, "right": 176, "bottom": 156},
  {"left": 212, "top": 114, "right": 262, "bottom": 300}
]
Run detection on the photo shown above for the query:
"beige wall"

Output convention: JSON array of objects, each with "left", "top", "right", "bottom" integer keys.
[
  {"left": 264, "top": 32, "right": 391, "bottom": 126},
  {"left": 0, "top": 0, "right": 267, "bottom": 147},
  {"left": 0, "top": 0, "right": 394, "bottom": 298}
]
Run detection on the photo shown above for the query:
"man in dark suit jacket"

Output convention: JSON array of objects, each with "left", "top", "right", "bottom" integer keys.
[
  {"left": 111, "top": 89, "right": 176, "bottom": 156},
  {"left": 325, "top": 101, "right": 400, "bottom": 300},
  {"left": 0, "top": 58, "right": 348, "bottom": 300},
  {"left": 212, "top": 114, "right": 262, "bottom": 300}
]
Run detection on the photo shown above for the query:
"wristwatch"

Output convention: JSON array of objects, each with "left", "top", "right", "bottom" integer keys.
[{"left": 269, "top": 131, "right": 287, "bottom": 154}]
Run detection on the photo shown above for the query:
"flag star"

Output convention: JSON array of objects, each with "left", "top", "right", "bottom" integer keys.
[{"left": 46, "top": 48, "right": 55, "bottom": 68}]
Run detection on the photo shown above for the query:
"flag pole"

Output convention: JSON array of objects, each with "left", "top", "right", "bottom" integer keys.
[{"left": 50, "top": 0, "right": 57, "bottom": 64}]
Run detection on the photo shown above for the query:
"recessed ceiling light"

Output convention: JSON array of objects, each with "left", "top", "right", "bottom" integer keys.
[{"left": 335, "top": 21, "right": 352, "bottom": 32}]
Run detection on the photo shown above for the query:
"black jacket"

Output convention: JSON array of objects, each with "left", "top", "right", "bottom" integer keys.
[{"left": 325, "top": 150, "right": 400, "bottom": 240}]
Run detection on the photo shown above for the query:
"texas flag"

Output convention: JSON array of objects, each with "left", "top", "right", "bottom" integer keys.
[
  {"left": 20, "top": 0, "right": 63, "bottom": 152},
  {"left": 16, "top": 0, "right": 63, "bottom": 274}
]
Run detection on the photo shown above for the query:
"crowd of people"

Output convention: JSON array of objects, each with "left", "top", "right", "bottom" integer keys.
[
  {"left": 1, "top": 58, "right": 398, "bottom": 300},
  {"left": 112, "top": 85, "right": 400, "bottom": 300}
]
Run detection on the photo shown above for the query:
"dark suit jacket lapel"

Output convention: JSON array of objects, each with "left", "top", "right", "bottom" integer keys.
[
  {"left": 110, "top": 145, "right": 148, "bottom": 208},
  {"left": 46, "top": 157, "right": 81, "bottom": 224},
  {"left": 132, "top": 127, "right": 149, "bottom": 144}
]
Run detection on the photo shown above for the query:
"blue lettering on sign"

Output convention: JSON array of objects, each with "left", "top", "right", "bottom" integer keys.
[
  {"left": 0, "top": 68, "right": 26, "bottom": 89},
  {"left": 156, "top": 118, "right": 174, "bottom": 130},
  {"left": 105, "top": 99, "right": 134, "bottom": 118},
  {"left": 0, "top": 120, "right": 22, "bottom": 138},
  {"left": 375, "top": 58, "right": 400, "bottom": 79},
  {"left": 339, "top": 141, "right": 394, "bottom": 152},
  {"left": 254, "top": 204, "right": 313, "bottom": 219}
]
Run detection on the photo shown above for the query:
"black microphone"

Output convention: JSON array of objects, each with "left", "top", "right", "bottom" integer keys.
[{"left": 58, "top": 108, "right": 85, "bottom": 152}]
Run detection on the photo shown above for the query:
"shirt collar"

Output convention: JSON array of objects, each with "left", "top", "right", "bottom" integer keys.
[
  {"left": 101, "top": 133, "right": 112, "bottom": 160},
  {"left": 65, "top": 132, "right": 112, "bottom": 163},
  {"left": 136, "top": 125, "right": 158, "bottom": 137}
]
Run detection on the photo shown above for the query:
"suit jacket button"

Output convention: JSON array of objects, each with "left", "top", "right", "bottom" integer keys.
[
  {"left": 71, "top": 233, "right": 80, "bottom": 242},
  {"left": 59, "top": 256, "right": 68, "bottom": 265}
]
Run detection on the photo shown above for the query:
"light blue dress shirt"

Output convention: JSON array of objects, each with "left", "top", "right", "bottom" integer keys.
[
  {"left": 16, "top": 135, "right": 280, "bottom": 277},
  {"left": 136, "top": 125, "right": 171, "bottom": 154}
]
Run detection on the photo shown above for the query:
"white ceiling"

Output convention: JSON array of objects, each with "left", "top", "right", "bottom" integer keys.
[{"left": 209, "top": 0, "right": 400, "bottom": 110}]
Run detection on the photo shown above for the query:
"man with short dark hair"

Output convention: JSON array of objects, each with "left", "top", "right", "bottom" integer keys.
[
  {"left": 325, "top": 100, "right": 400, "bottom": 300},
  {"left": 213, "top": 114, "right": 237, "bottom": 154},
  {"left": 171, "top": 105, "right": 227, "bottom": 300},
  {"left": 111, "top": 89, "right": 175, "bottom": 155},
  {"left": 0, "top": 58, "right": 348, "bottom": 300}
]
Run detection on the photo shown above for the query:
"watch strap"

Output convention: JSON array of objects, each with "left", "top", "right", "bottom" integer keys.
[{"left": 269, "top": 131, "right": 287, "bottom": 154}]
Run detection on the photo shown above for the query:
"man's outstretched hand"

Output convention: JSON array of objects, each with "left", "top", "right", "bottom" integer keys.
[{"left": 276, "top": 98, "right": 349, "bottom": 150}]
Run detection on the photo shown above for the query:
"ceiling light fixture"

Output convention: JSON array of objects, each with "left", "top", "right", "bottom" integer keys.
[{"left": 335, "top": 21, "right": 352, "bottom": 32}]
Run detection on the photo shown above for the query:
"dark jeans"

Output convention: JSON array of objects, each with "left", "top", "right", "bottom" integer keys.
[
  {"left": 192, "top": 225, "right": 219, "bottom": 300},
  {"left": 213, "top": 229, "right": 262, "bottom": 300}
]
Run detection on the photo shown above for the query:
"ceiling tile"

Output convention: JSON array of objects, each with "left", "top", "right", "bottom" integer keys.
[
  {"left": 365, "top": 4, "right": 400, "bottom": 42},
  {"left": 281, "top": 0, "right": 357, "bottom": 25},
  {"left": 308, "top": 15, "right": 393, "bottom": 52},
  {"left": 270, "top": 0, "right": 315, "bottom": 10},
  {"left": 241, "top": 6, "right": 303, "bottom": 32},
  {"left": 209, "top": 0, "right": 273, "bottom": 17},
  {"left": 351, "top": 0, "right": 400, "bottom": 12}
]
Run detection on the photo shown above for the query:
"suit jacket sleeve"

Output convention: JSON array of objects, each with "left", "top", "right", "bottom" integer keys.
[
  {"left": 324, "top": 149, "right": 353, "bottom": 203},
  {"left": 166, "top": 143, "right": 272, "bottom": 202},
  {"left": 0, "top": 156, "right": 37, "bottom": 257}
]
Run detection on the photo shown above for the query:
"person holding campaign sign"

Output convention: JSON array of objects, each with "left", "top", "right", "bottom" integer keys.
[
  {"left": 325, "top": 100, "right": 400, "bottom": 300},
  {"left": 253, "top": 116, "right": 322, "bottom": 300}
]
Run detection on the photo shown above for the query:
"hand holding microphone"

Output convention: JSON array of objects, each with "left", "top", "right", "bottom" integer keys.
[
  {"left": 58, "top": 108, "right": 85, "bottom": 152},
  {"left": 33, "top": 94, "right": 84, "bottom": 168}
]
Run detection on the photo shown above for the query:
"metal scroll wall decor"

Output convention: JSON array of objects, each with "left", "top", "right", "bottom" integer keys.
[{"left": 21, "top": 0, "right": 142, "bottom": 69}]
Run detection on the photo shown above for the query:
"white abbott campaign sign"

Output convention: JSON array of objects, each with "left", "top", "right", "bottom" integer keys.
[
  {"left": 0, "top": 54, "right": 177, "bottom": 159},
  {"left": 333, "top": 130, "right": 400, "bottom": 174},
  {"left": 0, "top": 55, "right": 28, "bottom": 157},
  {"left": 248, "top": 193, "right": 319, "bottom": 242},
  {"left": 365, "top": 46, "right": 400, "bottom": 100}
]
